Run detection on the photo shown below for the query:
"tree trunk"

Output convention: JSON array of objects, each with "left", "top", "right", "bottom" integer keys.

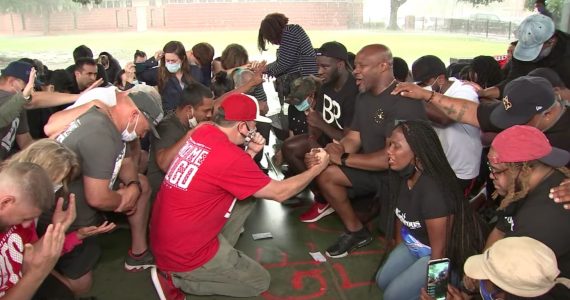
[
  {"left": 388, "top": 0, "right": 407, "bottom": 30},
  {"left": 43, "top": 9, "right": 50, "bottom": 35}
]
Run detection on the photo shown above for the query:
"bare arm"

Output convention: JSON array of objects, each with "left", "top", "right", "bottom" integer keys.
[
  {"left": 156, "top": 131, "right": 191, "bottom": 172},
  {"left": 24, "top": 92, "right": 79, "bottom": 109},
  {"left": 392, "top": 82, "right": 480, "bottom": 128},
  {"left": 484, "top": 227, "right": 506, "bottom": 250},
  {"left": 343, "top": 147, "right": 389, "bottom": 171},
  {"left": 426, "top": 103, "right": 454, "bottom": 127},
  {"left": 339, "top": 130, "right": 361, "bottom": 154},
  {"left": 254, "top": 149, "right": 329, "bottom": 202},
  {"left": 426, "top": 216, "right": 450, "bottom": 259},
  {"left": 83, "top": 176, "right": 122, "bottom": 211},
  {"left": 44, "top": 101, "right": 109, "bottom": 137}
]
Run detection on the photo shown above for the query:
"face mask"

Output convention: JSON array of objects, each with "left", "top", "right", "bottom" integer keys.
[
  {"left": 188, "top": 115, "right": 198, "bottom": 128},
  {"left": 479, "top": 281, "right": 502, "bottom": 300},
  {"left": 534, "top": 45, "right": 553, "bottom": 61},
  {"left": 294, "top": 98, "right": 311, "bottom": 111},
  {"left": 121, "top": 114, "right": 140, "bottom": 142},
  {"left": 166, "top": 62, "right": 181, "bottom": 73},
  {"left": 131, "top": 79, "right": 139, "bottom": 86},
  {"left": 397, "top": 163, "right": 416, "bottom": 179},
  {"left": 53, "top": 183, "right": 63, "bottom": 193}
]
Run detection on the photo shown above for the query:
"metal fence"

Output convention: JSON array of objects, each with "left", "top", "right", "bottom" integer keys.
[{"left": 404, "top": 17, "right": 519, "bottom": 40}]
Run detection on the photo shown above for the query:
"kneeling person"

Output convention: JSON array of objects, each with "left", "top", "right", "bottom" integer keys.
[{"left": 150, "top": 93, "right": 330, "bottom": 297}]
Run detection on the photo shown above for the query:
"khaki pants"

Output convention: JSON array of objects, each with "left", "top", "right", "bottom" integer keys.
[{"left": 171, "top": 198, "right": 270, "bottom": 297}]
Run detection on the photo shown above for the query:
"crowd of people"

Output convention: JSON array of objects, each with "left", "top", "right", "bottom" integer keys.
[{"left": 0, "top": 9, "right": 570, "bottom": 300}]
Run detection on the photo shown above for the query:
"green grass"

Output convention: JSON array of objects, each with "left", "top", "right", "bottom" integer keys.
[{"left": 0, "top": 30, "right": 508, "bottom": 69}]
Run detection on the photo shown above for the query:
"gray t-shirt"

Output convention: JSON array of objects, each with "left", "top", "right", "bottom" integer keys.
[
  {"left": 47, "top": 107, "right": 125, "bottom": 230},
  {"left": 0, "top": 90, "right": 29, "bottom": 161},
  {"left": 351, "top": 83, "right": 427, "bottom": 153},
  {"left": 147, "top": 113, "right": 188, "bottom": 197}
]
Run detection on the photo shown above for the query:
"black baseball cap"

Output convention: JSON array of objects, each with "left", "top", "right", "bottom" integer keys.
[
  {"left": 1, "top": 61, "right": 33, "bottom": 84},
  {"left": 490, "top": 76, "right": 555, "bottom": 129},
  {"left": 411, "top": 55, "right": 446, "bottom": 83},
  {"left": 528, "top": 68, "right": 566, "bottom": 88},
  {"left": 316, "top": 42, "right": 348, "bottom": 62}
]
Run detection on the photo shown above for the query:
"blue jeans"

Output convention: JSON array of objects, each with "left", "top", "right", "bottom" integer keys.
[{"left": 376, "top": 243, "right": 430, "bottom": 300}]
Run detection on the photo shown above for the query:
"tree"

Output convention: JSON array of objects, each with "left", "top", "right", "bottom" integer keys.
[
  {"left": 388, "top": 0, "right": 407, "bottom": 30},
  {"left": 0, "top": 0, "right": 84, "bottom": 33}
]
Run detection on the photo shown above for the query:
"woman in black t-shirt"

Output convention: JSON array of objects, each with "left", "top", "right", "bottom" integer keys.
[{"left": 376, "top": 120, "right": 484, "bottom": 300}]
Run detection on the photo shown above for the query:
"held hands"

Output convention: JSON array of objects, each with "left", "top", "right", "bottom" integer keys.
[
  {"left": 305, "top": 148, "right": 330, "bottom": 172},
  {"left": 391, "top": 82, "right": 431, "bottom": 101},
  {"left": 324, "top": 140, "right": 344, "bottom": 165},
  {"left": 51, "top": 194, "right": 77, "bottom": 232},
  {"left": 22, "top": 223, "right": 65, "bottom": 279}
]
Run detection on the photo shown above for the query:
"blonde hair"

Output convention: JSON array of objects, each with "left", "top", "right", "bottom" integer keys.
[{"left": 3, "top": 139, "right": 80, "bottom": 193}]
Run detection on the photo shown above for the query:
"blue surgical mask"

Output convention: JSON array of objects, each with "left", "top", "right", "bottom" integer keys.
[
  {"left": 166, "top": 62, "right": 181, "bottom": 73},
  {"left": 479, "top": 280, "right": 502, "bottom": 300},
  {"left": 294, "top": 98, "right": 311, "bottom": 111}
]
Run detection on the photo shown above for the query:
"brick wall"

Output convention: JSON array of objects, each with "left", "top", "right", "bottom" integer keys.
[{"left": 0, "top": 2, "right": 362, "bottom": 34}]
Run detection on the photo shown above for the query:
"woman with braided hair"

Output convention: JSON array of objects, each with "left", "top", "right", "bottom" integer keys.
[
  {"left": 483, "top": 125, "right": 570, "bottom": 284},
  {"left": 376, "top": 120, "right": 485, "bottom": 300}
]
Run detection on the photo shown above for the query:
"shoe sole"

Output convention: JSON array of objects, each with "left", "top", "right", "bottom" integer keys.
[
  {"left": 300, "top": 207, "right": 335, "bottom": 223},
  {"left": 325, "top": 236, "right": 374, "bottom": 259},
  {"left": 151, "top": 267, "right": 167, "bottom": 300},
  {"left": 124, "top": 262, "right": 155, "bottom": 272}
]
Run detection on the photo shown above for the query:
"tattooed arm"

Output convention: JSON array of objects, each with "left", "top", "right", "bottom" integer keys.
[{"left": 392, "top": 82, "right": 480, "bottom": 128}]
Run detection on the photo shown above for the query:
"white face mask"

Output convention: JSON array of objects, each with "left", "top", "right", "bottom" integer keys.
[
  {"left": 166, "top": 62, "right": 181, "bottom": 73},
  {"left": 188, "top": 115, "right": 198, "bottom": 128},
  {"left": 534, "top": 46, "right": 553, "bottom": 61},
  {"left": 121, "top": 114, "right": 139, "bottom": 142}
]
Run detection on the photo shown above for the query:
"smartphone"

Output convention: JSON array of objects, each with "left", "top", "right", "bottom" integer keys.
[{"left": 426, "top": 258, "right": 450, "bottom": 300}]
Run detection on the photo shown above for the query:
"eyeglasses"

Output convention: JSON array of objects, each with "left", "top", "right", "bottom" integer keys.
[{"left": 487, "top": 161, "right": 508, "bottom": 177}]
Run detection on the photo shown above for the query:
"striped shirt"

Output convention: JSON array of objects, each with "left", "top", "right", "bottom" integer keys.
[{"left": 266, "top": 24, "right": 318, "bottom": 77}]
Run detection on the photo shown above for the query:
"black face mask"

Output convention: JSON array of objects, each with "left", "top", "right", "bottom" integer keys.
[{"left": 397, "top": 163, "right": 416, "bottom": 179}]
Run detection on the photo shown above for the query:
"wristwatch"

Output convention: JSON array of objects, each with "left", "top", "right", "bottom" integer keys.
[{"left": 340, "top": 153, "right": 349, "bottom": 166}]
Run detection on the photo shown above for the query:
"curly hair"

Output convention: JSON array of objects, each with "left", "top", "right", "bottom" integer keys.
[{"left": 257, "top": 13, "right": 289, "bottom": 52}]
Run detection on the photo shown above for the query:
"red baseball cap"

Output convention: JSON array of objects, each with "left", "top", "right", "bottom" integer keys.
[
  {"left": 220, "top": 93, "right": 271, "bottom": 123},
  {"left": 491, "top": 125, "right": 569, "bottom": 167}
]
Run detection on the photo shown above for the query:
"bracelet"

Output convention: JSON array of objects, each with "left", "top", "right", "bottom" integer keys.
[
  {"left": 126, "top": 180, "right": 142, "bottom": 195},
  {"left": 425, "top": 91, "right": 435, "bottom": 103}
]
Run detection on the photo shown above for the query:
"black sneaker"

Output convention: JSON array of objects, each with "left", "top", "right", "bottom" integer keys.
[{"left": 325, "top": 229, "right": 373, "bottom": 258}]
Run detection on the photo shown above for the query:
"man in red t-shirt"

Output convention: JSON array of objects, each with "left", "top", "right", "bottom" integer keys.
[
  {"left": 0, "top": 162, "right": 71, "bottom": 299},
  {"left": 150, "top": 93, "right": 330, "bottom": 298}
]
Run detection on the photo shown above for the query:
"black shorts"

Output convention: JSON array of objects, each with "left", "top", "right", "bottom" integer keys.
[
  {"left": 33, "top": 273, "right": 75, "bottom": 300},
  {"left": 56, "top": 237, "right": 101, "bottom": 279},
  {"left": 340, "top": 166, "right": 388, "bottom": 200}
]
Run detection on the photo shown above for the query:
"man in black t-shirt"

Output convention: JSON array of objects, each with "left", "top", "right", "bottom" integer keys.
[
  {"left": 294, "top": 41, "right": 359, "bottom": 223},
  {"left": 485, "top": 126, "right": 570, "bottom": 283},
  {"left": 312, "top": 44, "right": 427, "bottom": 258}
]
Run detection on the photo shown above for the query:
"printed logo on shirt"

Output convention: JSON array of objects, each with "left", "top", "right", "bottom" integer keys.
[
  {"left": 0, "top": 227, "right": 24, "bottom": 296},
  {"left": 322, "top": 94, "right": 343, "bottom": 129},
  {"left": 395, "top": 208, "right": 421, "bottom": 229},
  {"left": 109, "top": 144, "right": 126, "bottom": 189},
  {"left": 55, "top": 119, "right": 81, "bottom": 143},
  {"left": 504, "top": 216, "right": 515, "bottom": 231},
  {"left": 165, "top": 138, "right": 210, "bottom": 191},
  {"left": 1, "top": 118, "right": 19, "bottom": 153}
]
